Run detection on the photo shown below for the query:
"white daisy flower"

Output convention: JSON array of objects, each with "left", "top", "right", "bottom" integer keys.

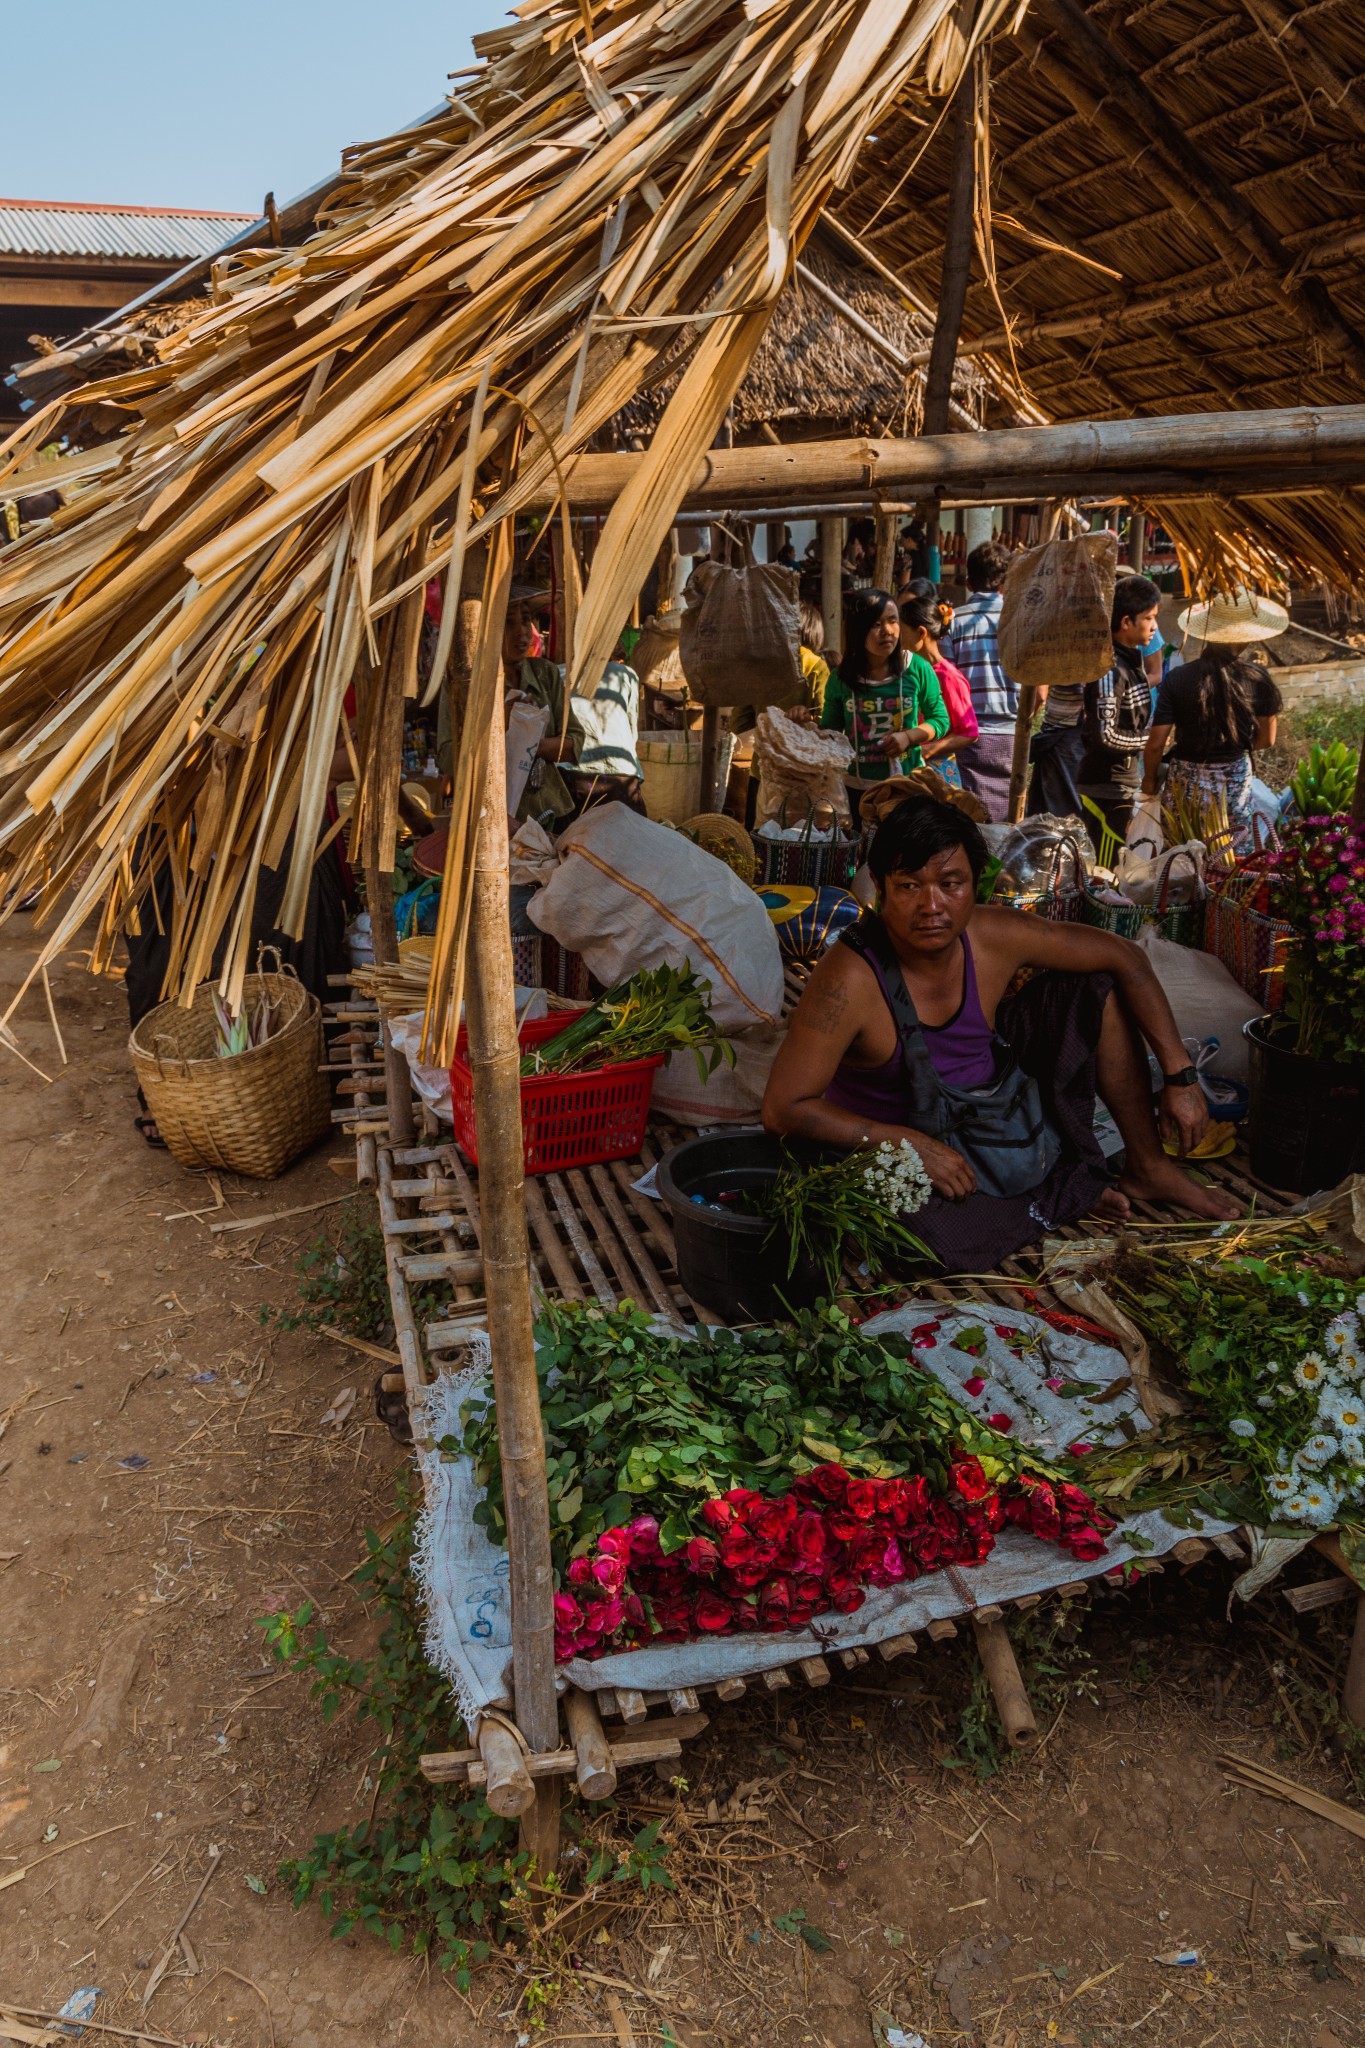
[
  {"left": 1300, "top": 1481, "right": 1339, "bottom": 1528},
  {"left": 1279, "top": 1493, "right": 1314, "bottom": 1524},
  {"left": 1264, "top": 1472, "right": 1296, "bottom": 1500},
  {"left": 1355, "top": 1291, "right": 1365, "bottom": 1317},
  {"left": 1228, "top": 1418, "right": 1257, "bottom": 1439},
  {"left": 1294, "top": 1352, "right": 1329, "bottom": 1392},
  {"left": 1298, "top": 1290, "right": 1311, "bottom": 1307},
  {"left": 1320, "top": 1388, "right": 1365, "bottom": 1435},
  {"left": 1338, "top": 1433, "right": 1364, "bottom": 1468},
  {"left": 1256, "top": 1395, "right": 1275, "bottom": 1409},
  {"left": 1296, "top": 1433, "right": 1339, "bottom": 1469},
  {"left": 1334, "top": 1346, "right": 1365, "bottom": 1384},
  {"left": 1324, "top": 1314, "right": 1359, "bottom": 1357}
]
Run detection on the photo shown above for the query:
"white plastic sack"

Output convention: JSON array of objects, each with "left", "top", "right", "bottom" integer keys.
[
  {"left": 651, "top": 1025, "right": 784, "bottom": 1126},
  {"left": 753, "top": 709, "right": 854, "bottom": 829},
  {"left": 389, "top": 989, "right": 548, "bottom": 1120},
  {"left": 505, "top": 700, "right": 549, "bottom": 815},
  {"left": 1136, "top": 929, "right": 1260, "bottom": 1082},
  {"left": 528, "top": 805, "right": 783, "bottom": 1031},
  {"left": 509, "top": 817, "right": 559, "bottom": 888},
  {"left": 1125, "top": 797, "right": 1163, "bottom": 861},
  {"left": 1114, "top": 839, "right": 1205, "bottom": 906}
]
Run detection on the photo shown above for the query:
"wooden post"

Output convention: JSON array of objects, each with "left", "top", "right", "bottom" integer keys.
[
  {"left": 463, "top": 528, "right": 561, "bottom": 1881},
  {"left": 366, "top": 869, "right": 415, "bottom": 1148},
  {"left": 1006, "top": 498, "right": 1061, "bottom": 823},
  {"left": 921, "top": 51, "right": 979, "bottom": 557},
  {"left": 564, "top": 1688, "right": 617, "bottom": 1800},
  {"left": 874, "top": 512, "right": 898, "bottom": 593},
  {"left": 698, "top": 703, "right": 721, "bottom": 812},
  {"left": 1128, "top": 510, "right": 1146, "bottom": 571},
  {"left": 820, "top": 517, "right": 843, "bottom": 663}
]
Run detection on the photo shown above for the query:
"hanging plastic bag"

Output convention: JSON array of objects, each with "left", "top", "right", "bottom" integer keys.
[
  {"left": 678, "top": 559, "right": 802, "bottom": 708},
  {"left": 1125, "top": 796, "right": 1164, "bottom": 860},
  {"left": 998, "top": 531, "right": 1119, "bottom": 689}
]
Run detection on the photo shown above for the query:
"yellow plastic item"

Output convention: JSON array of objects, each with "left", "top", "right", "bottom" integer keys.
[
  {"left": 1162, "top": 1121, "right": 1236, "bottom": 1161},
  {"left": 1081, "top": 794, "right": 1123, "bottom": 869}
]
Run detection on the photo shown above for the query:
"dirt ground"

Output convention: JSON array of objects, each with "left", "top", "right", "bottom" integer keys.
[{"left": 2, "top": 920, "right": 1364, "bottom": 2048}]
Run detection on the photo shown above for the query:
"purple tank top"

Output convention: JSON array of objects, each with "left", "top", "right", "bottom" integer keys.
[{"left": 825, "top": 933, "right": 997, "bottom": 1122}]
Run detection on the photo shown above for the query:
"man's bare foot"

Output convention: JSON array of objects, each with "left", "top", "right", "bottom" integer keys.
[
  {"left": 1119, "top": 1156, "right": 1241, "bottom": 1221},
  {"left": 1088, "top": 1186, "right": 1132, "bottom": 1223}
]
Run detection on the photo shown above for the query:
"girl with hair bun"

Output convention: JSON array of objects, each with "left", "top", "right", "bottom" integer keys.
[{"left": 898, "top": 594, "right": 978, "bottom": 789}]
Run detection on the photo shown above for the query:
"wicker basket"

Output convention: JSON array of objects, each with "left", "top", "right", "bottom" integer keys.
[
  {"left": 679, "top": 812, "right": 758, "bottom": 885},
  {"left": 130, "top": 955, "right": 330, "bottom": 1178}
]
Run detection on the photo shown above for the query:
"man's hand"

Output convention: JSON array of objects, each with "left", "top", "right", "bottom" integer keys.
[
  {"left": 908, "top": 1132, "right": 976, "bottom": 1200},
  {"left": 1158, "top": 1081, "right": 1209, "bottom": 1158}
]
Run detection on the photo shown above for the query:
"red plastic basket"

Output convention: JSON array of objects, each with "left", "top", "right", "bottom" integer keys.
[{"left": 449, "top": 1010, "right": 664, "bottom": 1177}]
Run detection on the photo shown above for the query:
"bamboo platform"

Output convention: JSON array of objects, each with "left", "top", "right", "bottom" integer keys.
[{"left": 327, "top": 983, "right": 1342, "bottom": 1795}]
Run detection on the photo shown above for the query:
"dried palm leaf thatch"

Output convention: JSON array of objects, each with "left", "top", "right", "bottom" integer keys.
[
  {"left": 1151, "top": 488, "right": 1365, "bottom": 602},
  {"left": 0, "top": 0, "right": 1017, "bottom": 1054}
]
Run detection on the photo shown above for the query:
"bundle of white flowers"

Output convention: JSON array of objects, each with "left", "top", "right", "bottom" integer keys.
[
  {"left": 861, "top": 1139, "right": 933, "bottom": 1217},
  {"left": 1246, "top": 1302, "right": 1365, "bottom": 1528}
]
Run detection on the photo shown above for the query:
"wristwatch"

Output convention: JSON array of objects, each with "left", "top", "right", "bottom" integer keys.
[{"left": 1162, "top": 1065, "right": 1201, "bottom": 1089}]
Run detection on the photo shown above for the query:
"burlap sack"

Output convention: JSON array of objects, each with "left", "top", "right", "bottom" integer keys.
[
  {"left": 678, "top": 560, "right": 802, "bottom": 708},
  {"left": 752, "top": 709, "right": 854, "bottom": 829},
  {"left": 998, "top": 532, "right": 1120, "bottom": 689}
]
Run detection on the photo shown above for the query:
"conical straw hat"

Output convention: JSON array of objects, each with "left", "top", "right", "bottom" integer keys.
[{"left": 1176, "top": 589, "right": 1289, "bottom": 646}]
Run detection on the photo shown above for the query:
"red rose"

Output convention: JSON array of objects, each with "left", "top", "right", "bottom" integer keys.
[
  {"left": 827, "top": 1508, "right": 863, "bottom": 1543},
  {"left": 680, "top": 1535, "right": 719, "bottom": 1576},
  {"left": 910, "top": 1524, "right": 944, "bottom": 1567},
  {"left": 805, "top": 1464, "right": 851, "bottom": 1503},
  {"left": 701, "top": 1497, "right": 733, "bottom": 1532},
  {"left": 790, "top": 1510, "right": 827, "bottom": 1567},
  {"left": 719, "top": 1526, "right": 756, "bottom": 1570},
  {"left": 962, "top": 1375, "right": 987, "bottom": 1397},
  {"left": 1030, "top": 1494, "right": 1062, "bottom": 1542},
  {"left": 1003, "top": 1496, "right": 1031, "bottom": 1529},
  {"left": 902, "top": 1476, "right": 931, "bottom": 1523},
  {"left": 846, "top": 1479, "right": 880, "bottom": 1520},
  {"left": 751, "top": 1498, "right": 797, "bottom": 1546},
  {"left": 725, "top": 1556, "right": 775, "bottom": 1590},
  {"left": 987, "top": 1412, "right": 1014, "bottom": 1433},
  {"left": 878, "top": 1478, "right": 911, "bottom": 1527},
  {"left": 1066, "top": 1526, "right": 1108, "bottom": 1562},
  {"left": 758, "top": 1578, "right": 792, "bottom": 1629},
  {"left": 830, "top": 1578, "right": 866, "bottom": 1615},
  {"left": 866, "top": 1536, "right": 908, "bottom": 1587},
  {"left": 850, "top": 1529, "right": 888, "bottom": 1574},
  {"left": 951, "top": 1457, "right": 990, "bottom": 1503},
  {"left": 693, "top": 1590, "right": 735, "bottom": 1631},
  {"left": 591, "top": 1552, "right": 627, "bottom": 1594},
  {"left": 1055, "top": 1482, "right": 1093, "bottom": 1515},
  {"left": 625, "top": 1515, "right": 661, "bottom": 1559}
]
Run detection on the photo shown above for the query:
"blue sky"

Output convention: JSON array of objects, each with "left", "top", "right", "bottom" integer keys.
[{"left": 1, "top": 1, "right": 488, "bottom": 215}]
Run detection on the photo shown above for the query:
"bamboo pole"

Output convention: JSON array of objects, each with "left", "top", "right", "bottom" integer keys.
[
  {"left": 366, "top": 869, "right": 416, "bottom": 1149},
  {"left": 1006, "top": 498, "right": 1060, "bottom": 823},
  {"left": 698, "top": 703, "right": 721, "bottom": 811},
  {"left": 918, "top": 47, "right": 977, "bottom": 564},
  {"left": 563, "top": 1688, "right": 617, "bottom": 1800},
  {"left": 973, "top": 1616, "right": 1037, "bottom": 1748},
  {"left": 873, "top": 512, "right": 898, "bottom": 592},
  {"left": 462, "top": 525, "right": 560, "bottom": 1882},
  {"left": 1128, "top": 511, "right": 1146, "bottom": 570},
  {"left": 521, "top": 403, "right": 1365, "bottom": 513}
]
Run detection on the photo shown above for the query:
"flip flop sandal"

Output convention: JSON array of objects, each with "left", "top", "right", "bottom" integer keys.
[{"left": 133, "top": 1111, "right": 167, "bottom": 1148}]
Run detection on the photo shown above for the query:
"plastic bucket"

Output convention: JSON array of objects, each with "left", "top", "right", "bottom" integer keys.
[
  {"left": 656, "top": 1127, "right": 822, "bottom": 1322},
  {"left": 1243, "top": 1016, "right": 1365, "bottom": 1195},
  {"left": 637, "top": 729, "right": 735, "bottom": 825}
]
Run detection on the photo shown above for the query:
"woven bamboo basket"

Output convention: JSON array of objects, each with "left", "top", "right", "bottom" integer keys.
[
  {"left": 130, "top": 956, "right": 330, "bottom": 1178},
  {"left": 679, "top": 811, "right": 758, "bottom": 885}
]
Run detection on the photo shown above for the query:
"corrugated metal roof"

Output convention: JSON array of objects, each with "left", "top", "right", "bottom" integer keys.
[{"left": 0, "top": 199, "right": 256, "bottom": 265}]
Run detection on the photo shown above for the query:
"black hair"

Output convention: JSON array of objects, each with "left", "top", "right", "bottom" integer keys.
[
  {"left": 868, "top": 795, "right": 987, "bottom": 888},
  {"left": 899, "top": 575, "right": 938, "bottom": 605},
  {"left": 798, "top": 596, "right": 825, "bottom": 654},
  {"left": 840, "top": 587, "right": 900, "bottom": 680},
  {"left": 899, "top": 594, "right": 946, "bottom": 643},
  {"left": 1186, "top": 654, "right": 1282, "bottom": 754},
  {"left": 1111, "top": 573, "right": 1162, "bottom": 632},
  {"left": 966, "top": 541, "right": 1011, "bottom": 592}
]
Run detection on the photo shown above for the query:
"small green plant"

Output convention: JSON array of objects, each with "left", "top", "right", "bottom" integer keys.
[
  {"left": 258, "top": 1482, "right": 673, "bottom": 1986},
  {"left": 263, "top": 1200, "right": 440, "bottom": 1341},
  {"left": 1290, "top": 739, "right": 1359, "bottom": 818}
]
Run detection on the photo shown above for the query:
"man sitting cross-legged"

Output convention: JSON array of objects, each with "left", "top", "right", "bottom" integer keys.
[{"left": 762, "top": 795, "right": 1239, "bottom": 1274}]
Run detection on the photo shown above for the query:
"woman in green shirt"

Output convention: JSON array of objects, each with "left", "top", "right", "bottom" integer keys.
[{"left": 821, "top": 587, "right": 948, "bottom": 785}]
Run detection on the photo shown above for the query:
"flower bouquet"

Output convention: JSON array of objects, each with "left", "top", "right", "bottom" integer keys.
[
  {"left": 448, "top": 1302, "right": 1115, "bottom": 1663},
  {"left": 1262, "top": 814, "right": 1365, "bottom": 1064},
  {"left": 1109, "top": 1239, "right": 1365, "bottom": 1535},
  {"left": 761, "top": 1139, "right": 935, "bottom": 1294}
]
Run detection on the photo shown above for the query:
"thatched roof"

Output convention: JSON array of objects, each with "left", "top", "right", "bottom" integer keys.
[
  {"left": 612, "top": 228, "right": 1026, "bottom": 442},
  {"left": 838, "top": 0, "right": 1365, "bottom": 591}
]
